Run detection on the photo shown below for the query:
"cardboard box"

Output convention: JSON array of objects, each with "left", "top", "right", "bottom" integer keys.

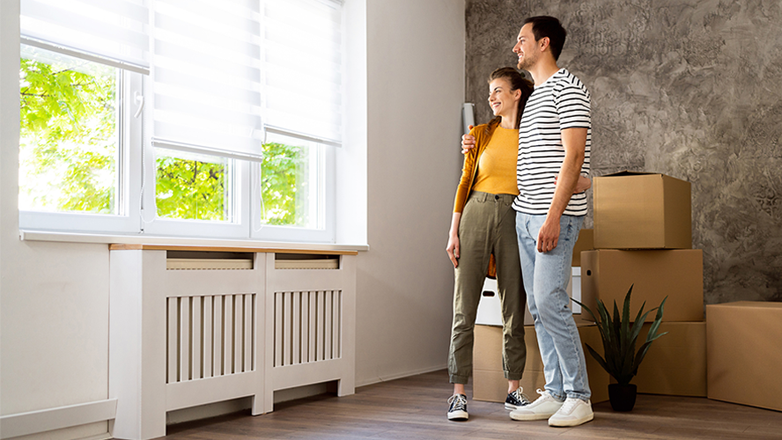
[
  {"left": 476, "top": 270, "right": 584, "bottom": 324},
  {"left": 570, "top": 267, "right": 582, "bottom": 314},
  {"left": 594, "top": 172, "right": 691, "bottom": 249},
  {"left": 578, "top": 324, "right": 611, "bottom": 403},
  {"left": 707, "top": 302, "right": 782, "bottom": 412},
  {"left": 475, "top": 278, "right": 533, "bottom": 326},
  {"left": 633, "top": 322, "right": 706, "bottom": 397},
  {"left": 473, "top": 323, "right": 609, "bottom": 404},
  {"left": 572, "top": 228, "right": 594, "bottom": 267},
  {"left": 580, "top": 249, "right": 704, "bottom": 323}
]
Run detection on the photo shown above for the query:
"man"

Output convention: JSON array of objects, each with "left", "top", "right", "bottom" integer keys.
[{"left": 462, "top": 16, "right": 593, "bottom": 427}]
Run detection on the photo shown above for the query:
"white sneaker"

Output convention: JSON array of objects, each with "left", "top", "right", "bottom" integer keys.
[
  {"left": 509, "top": 389, "right": 564, "bottom": 421},
  {"left": 548, "top": 397, "right": 594, "bottom": 427}
]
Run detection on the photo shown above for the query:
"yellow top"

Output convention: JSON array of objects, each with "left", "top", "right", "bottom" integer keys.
[{"left": 471, "top": 126, "right": 519, "bottom": 196}]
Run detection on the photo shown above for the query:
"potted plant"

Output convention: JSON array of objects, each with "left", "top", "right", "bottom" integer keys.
[{"left": 573, "top": 285, "right": 667, "bottom": 411}]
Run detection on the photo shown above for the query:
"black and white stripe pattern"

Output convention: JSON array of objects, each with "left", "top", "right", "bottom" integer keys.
[{"left": 513, "top": 68, "right": 591, "bottom": 216}]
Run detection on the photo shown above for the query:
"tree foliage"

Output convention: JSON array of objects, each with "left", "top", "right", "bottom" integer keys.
[
  {"left": 261, "top": 142, "right": 309, "bottom": 226},
  {"left": 155, "top": 155, "right": 228, "bottom": 221},
  {"left": 20, "top": 52, "right": 308, "bottom": 226},
  {"left": 19, "top": 55, "right": 118, "bottom": 213}
]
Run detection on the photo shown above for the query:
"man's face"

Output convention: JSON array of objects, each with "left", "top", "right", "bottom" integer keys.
[{"left": 513, "top": 23, "right": 540, "bottom": 71}]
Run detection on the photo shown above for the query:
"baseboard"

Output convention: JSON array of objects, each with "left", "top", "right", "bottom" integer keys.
[
  {"left": 356, "top": 364, "right": 447, "bottom": 388},
  {"left": 167, "top": 381, "right": 338, "bottom": 426},
  {"left": 0, "top": 399, "right": 117, "bottom": 439}
]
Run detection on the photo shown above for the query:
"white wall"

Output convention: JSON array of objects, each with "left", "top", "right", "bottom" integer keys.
[
  {"left": 356, "top": 0, "right": 464, "bottom": 385},
  {"left": 0, "top": 1, "right": 465, "bottom": 438},
  {"left": 1, "top": 2, "right": 111, "bottom": 440}
]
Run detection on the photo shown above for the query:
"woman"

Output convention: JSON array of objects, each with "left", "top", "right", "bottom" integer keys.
[{"left": 445, "top": 67, "right": 590, "bottom": 421}]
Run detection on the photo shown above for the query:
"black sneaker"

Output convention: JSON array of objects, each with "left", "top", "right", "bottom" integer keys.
[
  {"left": 447, "top": 394, "right": 468, "bottom": 420},
  {"left": 505, "top": 387, "right": 530, "bottom": 410}
]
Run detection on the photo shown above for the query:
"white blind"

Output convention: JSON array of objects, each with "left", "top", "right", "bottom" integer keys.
[
  {"left": 151, "top": 0, "right": 264, "bottom": 160},
  {"left": 263, "top": 0, "right": 343, "bottom": 145},
  {"left": 20, "top": 0, "right": 149, "bottom": 74}
]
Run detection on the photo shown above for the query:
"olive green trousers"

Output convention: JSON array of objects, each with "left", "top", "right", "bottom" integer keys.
[{"left": 448, "top": 191, "right": 527, "bottom": 384}]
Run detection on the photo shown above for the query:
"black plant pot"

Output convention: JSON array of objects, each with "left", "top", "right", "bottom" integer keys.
[{"left": 608, "top": 383, "right": 637, "bottom": 411}]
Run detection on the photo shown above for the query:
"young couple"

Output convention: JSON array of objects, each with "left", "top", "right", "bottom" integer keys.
[{"left": 445, "top": 16, "right": 594, "bottom": 427}]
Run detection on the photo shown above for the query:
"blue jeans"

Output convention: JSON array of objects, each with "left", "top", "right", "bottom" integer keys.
[{"left": 516, "top": 213, "right": 591, "bottom": 401}]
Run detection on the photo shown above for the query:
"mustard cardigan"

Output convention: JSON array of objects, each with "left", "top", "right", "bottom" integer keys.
[
  {"left": 452, "top": 121, "right": 512, "bottom": 278},
  {"left": 453, "top": 122, "right": 510, "bottom": 212}
]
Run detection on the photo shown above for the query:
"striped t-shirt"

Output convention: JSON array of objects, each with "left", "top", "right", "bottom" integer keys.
[{"left": 513, "top": 68, "right": 591, "bottom": 216}]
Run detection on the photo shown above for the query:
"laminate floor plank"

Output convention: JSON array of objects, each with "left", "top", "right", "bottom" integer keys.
[{"left": 160, "top": 370, "right": 782, "bottom": 440}]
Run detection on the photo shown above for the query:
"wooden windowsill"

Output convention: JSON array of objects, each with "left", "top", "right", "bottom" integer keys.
[
  {"left": 20, "top": 230, "right": 368, "bottom": 254},
  {"left": 109, "top": 243, "right": 357, "bottom": 256}
]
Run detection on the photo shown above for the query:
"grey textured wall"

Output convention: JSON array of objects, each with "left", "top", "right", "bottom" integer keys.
[{"left": 466, "top": 0, "right": 782, "bottom": 304}]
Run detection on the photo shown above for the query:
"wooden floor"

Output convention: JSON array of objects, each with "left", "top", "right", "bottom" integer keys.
[{"left": 161, "top": 370, "right": 782, "bottom": 440}]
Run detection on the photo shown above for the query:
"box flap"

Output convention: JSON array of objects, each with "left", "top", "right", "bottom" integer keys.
[{"left": 602, "top": 170, "right": 661, "bottom": 177}]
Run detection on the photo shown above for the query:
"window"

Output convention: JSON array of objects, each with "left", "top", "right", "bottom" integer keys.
[
  {"left": 155, "top": 149, "right": 234, "bottom": 222},
  {"left": 19, "top": 0, "right": 344, "bottom": 242},
  {"left": 19, "top": 45, "right": 120, "bottom": 215},
  {"left": 17, "top": 44, "right": 143, "bottom": 234},
  {"left": 255, "top": 131, "right": 334, "bottom": 243}
]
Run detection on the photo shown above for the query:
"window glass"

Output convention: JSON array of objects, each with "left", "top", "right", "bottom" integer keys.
[
  {"left": 19, "top": 44, "right": 120, "bottom": 214},
  {"left": 155, "top": 148, "right": 234, "bottom": 222},
  {"left": 261, "top": 132, "right": 322, "bottom": 229}
]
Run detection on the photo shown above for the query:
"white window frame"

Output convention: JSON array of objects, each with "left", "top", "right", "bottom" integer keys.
[
  {"left": 18, "top": 53, "right": 142, "bottom": 235},
  {"left": 138, "top": 140, "right": 252, "bottom": 239},
  {"left": 250, "top": 135, "right": 336, "bottom": 243}
]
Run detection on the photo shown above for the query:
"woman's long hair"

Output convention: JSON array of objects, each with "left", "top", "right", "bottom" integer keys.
[{"left": 485, "top": 67, "right": 534, "bottom": 135}]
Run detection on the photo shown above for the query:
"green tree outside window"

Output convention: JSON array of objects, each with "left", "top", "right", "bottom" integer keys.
[
  {"left": 19, "top": 50, "right": 118, "bottom": 214},
  {"left": 21, "top": 47, "right": 311, "bottom": 227}
]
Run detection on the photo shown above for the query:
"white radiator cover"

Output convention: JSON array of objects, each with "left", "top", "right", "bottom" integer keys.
[{"left": 109, "top": 250, "right": 356, "bottom": 440}]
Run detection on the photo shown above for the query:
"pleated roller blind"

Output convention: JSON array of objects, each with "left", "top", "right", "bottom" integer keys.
[
  {"left": 20, "top": 0, "right": 150, "bottom": 73},
  {"left": 263, "top": 0, "right": 343, "bottom": 145},
  {"left": 150, "top": 0, "right": 264, "bottom": 161}
]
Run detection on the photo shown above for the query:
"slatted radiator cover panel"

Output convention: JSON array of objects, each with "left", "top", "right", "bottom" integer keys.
[
  {"left": 273, "top": 290, "right": 342, "bottom": 368},
  {"left": 167, "top": 293, "right": 256, "bottom": 384}
]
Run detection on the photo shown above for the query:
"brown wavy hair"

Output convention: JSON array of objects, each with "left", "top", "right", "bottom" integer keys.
[{"left": 485, "top": 67, "right": 534, "bottom": 136}]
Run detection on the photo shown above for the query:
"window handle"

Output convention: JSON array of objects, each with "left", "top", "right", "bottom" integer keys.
[{"left": 133, "top": 92, "right": 144, "bottom": 118}]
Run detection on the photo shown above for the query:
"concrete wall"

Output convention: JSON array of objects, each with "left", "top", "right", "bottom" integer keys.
[
  {"left": 465, "top": 0, "right": 782, "bottom": 304},
  {"left": 1, "top": 1, "right": 464, "bottom": 438}
]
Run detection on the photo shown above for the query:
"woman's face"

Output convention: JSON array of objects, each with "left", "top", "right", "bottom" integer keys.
[{"left": 488, "top": 77, "right": 520, "bottom": 118}]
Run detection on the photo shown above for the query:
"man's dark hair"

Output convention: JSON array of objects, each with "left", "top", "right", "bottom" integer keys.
[{"left": 523, "top": 16, "right": 567, "bottom": 61}]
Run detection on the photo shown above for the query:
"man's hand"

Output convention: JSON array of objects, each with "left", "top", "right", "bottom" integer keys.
[
  {"left": 461, "top": 125, "right": 476, "bottom": 154},
  {"left": 537, "top": 216, "right": 560, "bottom": 253}
]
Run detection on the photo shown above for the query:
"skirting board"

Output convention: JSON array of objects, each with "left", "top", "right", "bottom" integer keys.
[
  {"left": 0, "top": 398, "right": 117, "bottom": 439},
  {"left": 356, "top": 364, "right": 446, "bottom": 388}
]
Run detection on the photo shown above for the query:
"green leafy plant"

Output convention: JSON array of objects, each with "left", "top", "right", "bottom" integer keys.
[{"left": 573, "top": 285, "right": 668, "bottom": 386}]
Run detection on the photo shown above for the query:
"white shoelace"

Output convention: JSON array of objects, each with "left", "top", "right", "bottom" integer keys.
[
  {"left": 510, "top": 388, "right": 530, "bottom": 404},
  {"left": 535, "top": 388, "right": 551, "bottom": 398},
  {"left": 448, "top": 394, "right": 467, "bottom": 411},
  {"left": 559, "top": 398, "right": 580, "bottom": 414}
]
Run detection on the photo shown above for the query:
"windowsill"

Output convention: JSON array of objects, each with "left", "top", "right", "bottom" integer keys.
[{"left": 19, "top": 230, "right": 370, "bottom": 253}]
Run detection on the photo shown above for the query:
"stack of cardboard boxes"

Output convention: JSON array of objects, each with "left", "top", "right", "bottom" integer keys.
[
  {"left": 472, "top": 171, "right": 781, "bottom": 413},
  {"left": 472, "top": 171, "right": 709, "bottom": 404},
  {"left": 582, "top": 171, "right": 706, "bottom": 397}
]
